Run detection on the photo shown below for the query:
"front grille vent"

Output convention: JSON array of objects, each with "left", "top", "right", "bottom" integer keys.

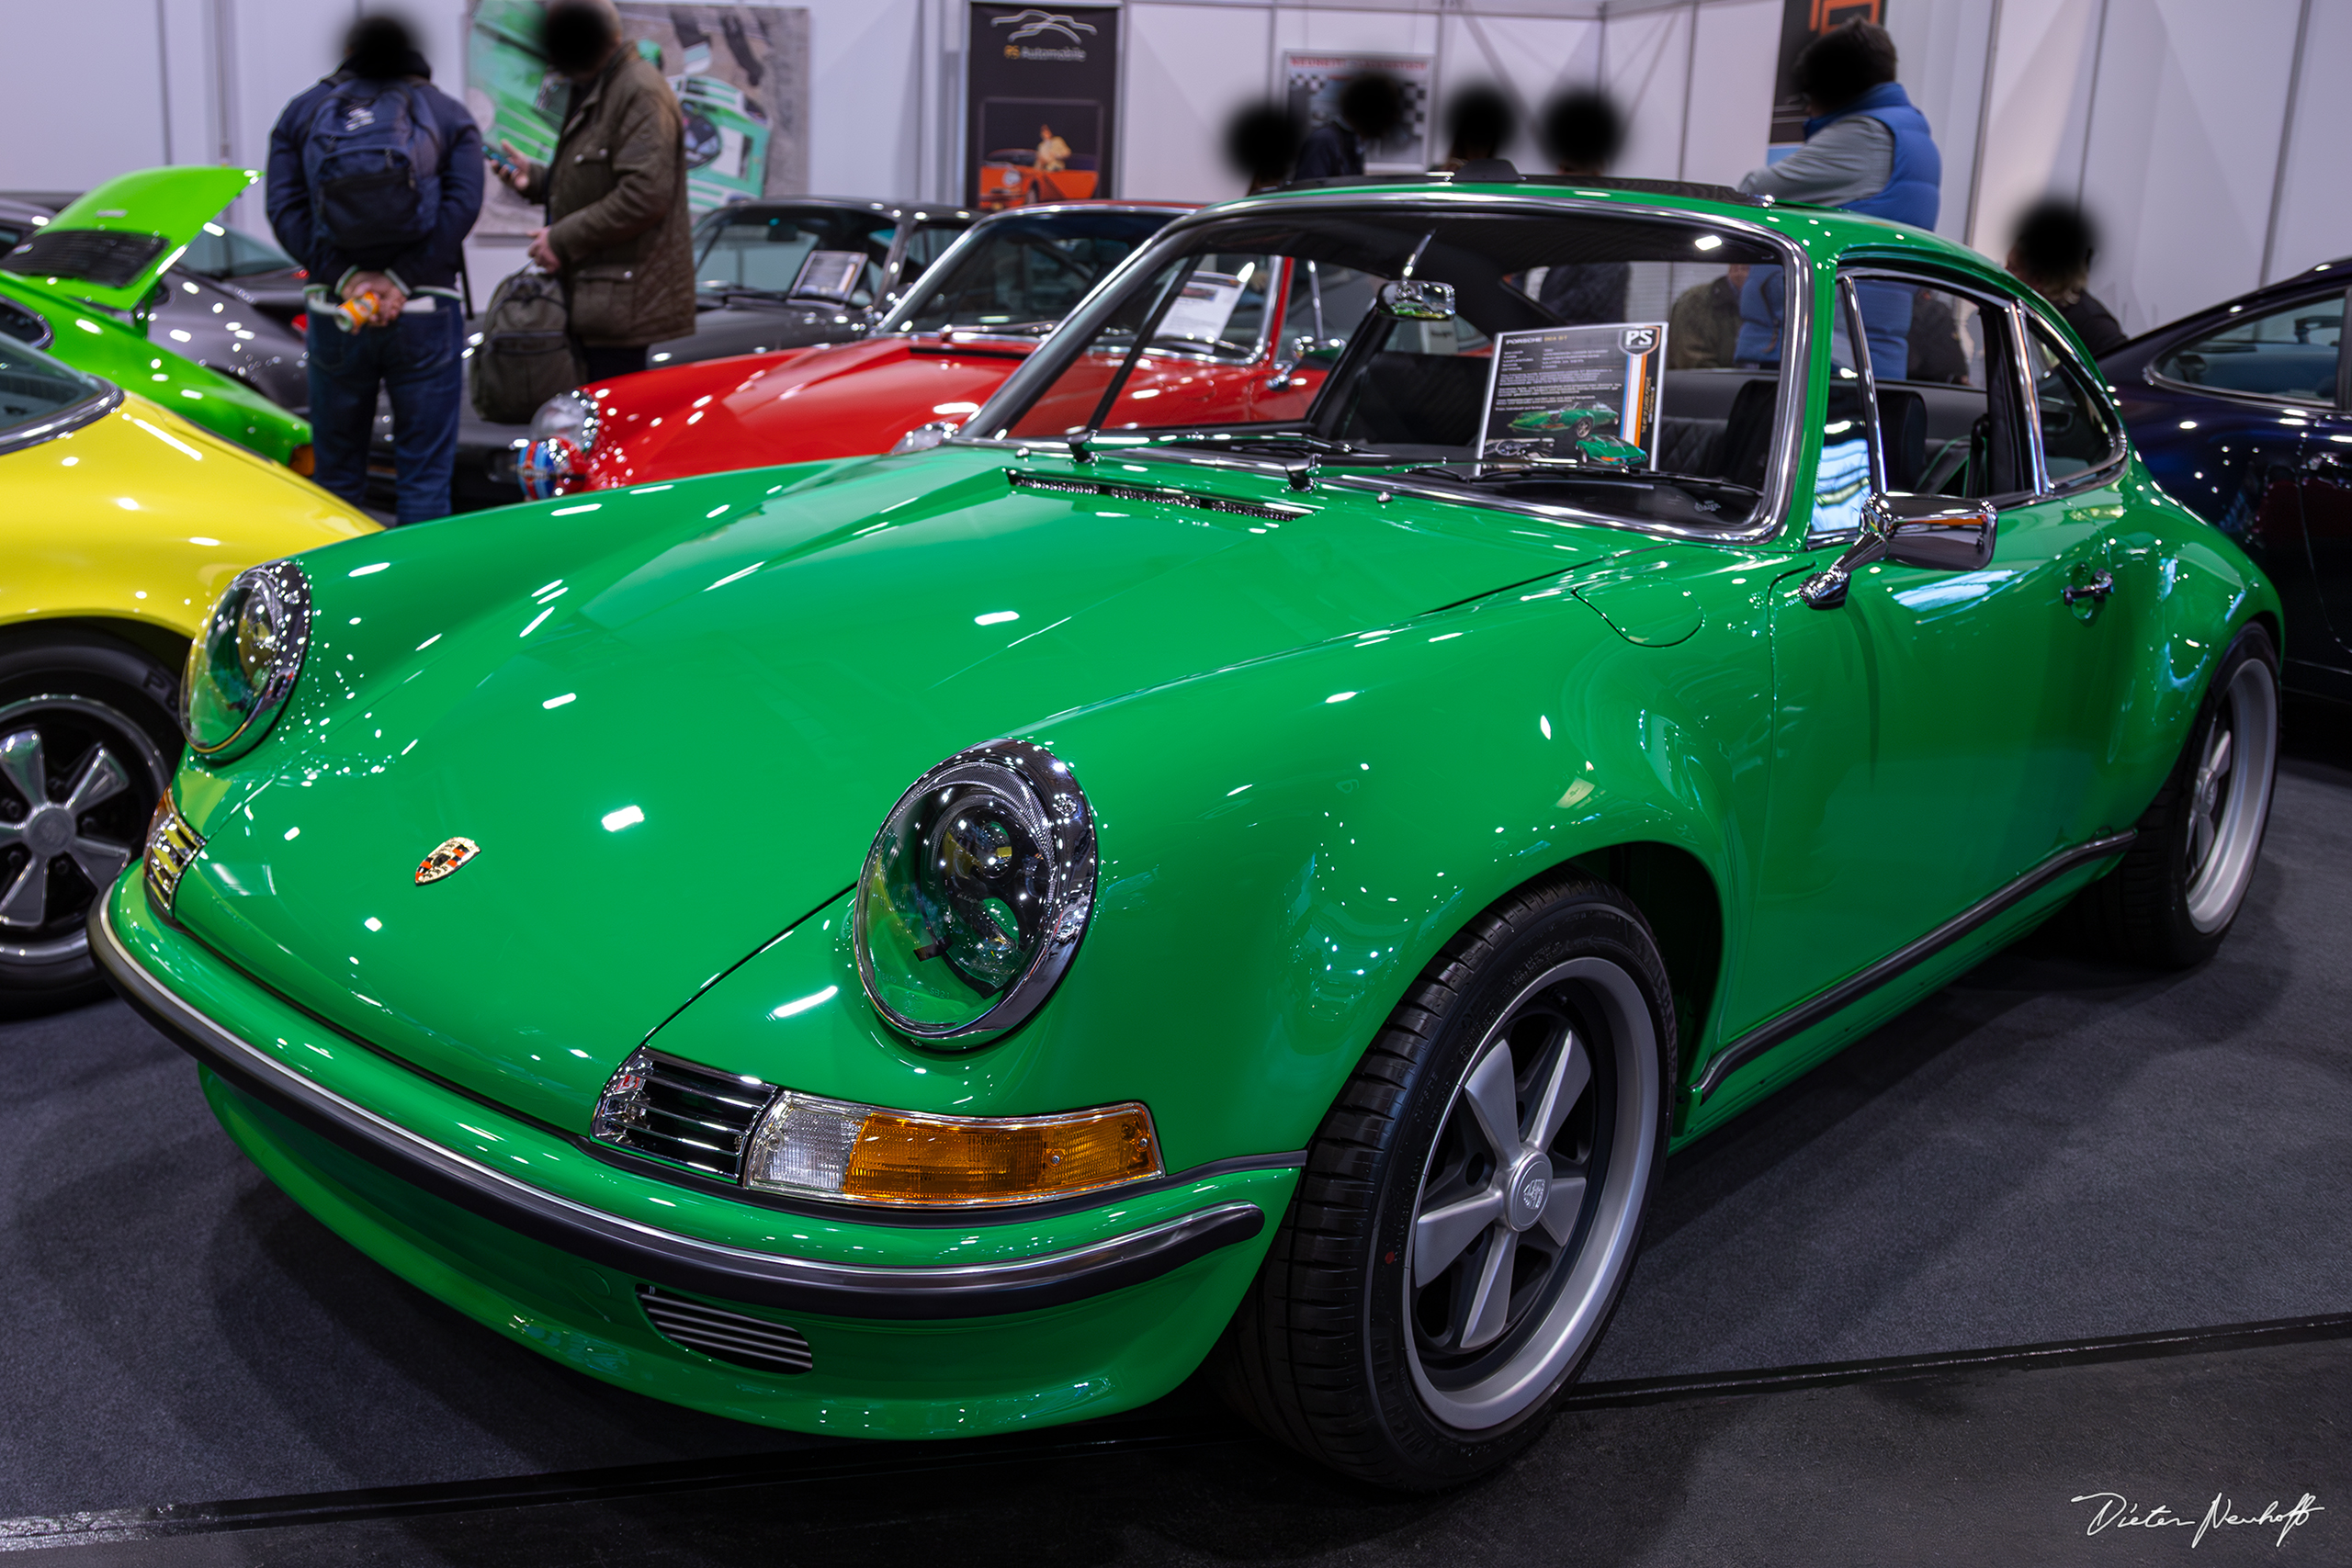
[
  {"left": 1005, "top": 468, "right": 1312, "bottom": 522},
  {"left": 639, "top": 1287, "right": 813, "bottom": 1376},
  {"left": 592, "top": 1048, "right": 775, "bottom": 1179}
]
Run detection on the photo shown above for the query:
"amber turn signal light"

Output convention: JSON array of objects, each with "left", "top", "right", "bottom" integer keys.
[
  {"left": 744, "top": 1094, "right": 1160, "bottom": 1207},
  {"left": 288, "top": 443, "right": 315, "bottom": 476}
]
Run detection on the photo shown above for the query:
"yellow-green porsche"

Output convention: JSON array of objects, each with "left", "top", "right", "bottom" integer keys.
[{"left": 1, "top": 336, "right": 371, "bottom": 1007}]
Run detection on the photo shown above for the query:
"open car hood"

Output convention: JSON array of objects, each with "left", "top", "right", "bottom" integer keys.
[{"left": 2, "top": 166, "right": 258, "bottom": 314}]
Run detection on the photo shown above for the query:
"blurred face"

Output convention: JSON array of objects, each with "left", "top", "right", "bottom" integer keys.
[{"left": 1726, "top": 263, "right": 1751, "bottom": 289}]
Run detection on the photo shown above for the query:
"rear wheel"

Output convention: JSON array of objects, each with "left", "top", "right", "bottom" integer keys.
[
  {"left": 2073, "top": 623, "right": 2279, "bottom": 968},
  {"left": 1214, "top": 872, "right": 1673, "bottom": 1488},
  {"left": 0, "top": 631, "right": 181, "bottom": 1011}
]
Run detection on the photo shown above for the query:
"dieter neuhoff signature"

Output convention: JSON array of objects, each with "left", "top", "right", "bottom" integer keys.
[{"left": 2071, "top": 1490, "right": 2324, "bottom": 1548}]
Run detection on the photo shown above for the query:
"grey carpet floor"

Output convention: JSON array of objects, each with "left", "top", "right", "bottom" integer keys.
[{"left": 3, "top": 753, "right": 2345, "bottom": 1520}]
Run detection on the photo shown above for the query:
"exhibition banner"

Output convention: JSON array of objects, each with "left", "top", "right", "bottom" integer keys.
[
  {"left": 1476, "top": 321, "right": 1668, "bottom": 468},
  {"left": 1770, "top": 0, "right": 1885, "bottom": 147},
  {"left": 466, "top": 0, "right": 810, "bottom": 237},
  {"left": 966, "top": 6, "right": 1122, "bottom": 211},
  {"left": 1283, "top": 52, "right": 1431, "bottom": 174}
]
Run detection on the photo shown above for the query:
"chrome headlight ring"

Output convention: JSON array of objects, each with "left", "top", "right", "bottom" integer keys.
[
  {"left": 181, "top": 559, "right": 311, "bottom": 762},
  {"left": 529, "top": 389, "right": 599, "bottom": 454},
  {"left": 854, "top": 739, "right": 1098, "bottom": 1046}
]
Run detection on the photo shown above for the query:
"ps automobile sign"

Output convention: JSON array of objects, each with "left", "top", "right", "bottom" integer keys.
[{"left": 965, "top": 5, "right": 1121, "bottom": 209}]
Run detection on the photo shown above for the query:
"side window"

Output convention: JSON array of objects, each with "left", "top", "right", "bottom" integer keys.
[
  {"left": 2154, "top": 293, "right": 2342, "bottom": 403},
  {"left": 2026, "top": 318, "right": 2125, "bottom": 483},
  {"left": 1830, "top": 270, "right": 2034, "bottom": 523}
]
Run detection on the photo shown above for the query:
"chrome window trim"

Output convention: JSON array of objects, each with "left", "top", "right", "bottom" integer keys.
[
  {"left": 2015, "top": 302, "right": 2132, "bottom": 498},
  {"left": 0, "top": 379, "right": 120, "bottom": 458},
  {"left": 956, "top": 189, "right": 1816, "bottom": 547},
  {"left": 1835, "top": 263, "right": 2132, "bottom": 507}
]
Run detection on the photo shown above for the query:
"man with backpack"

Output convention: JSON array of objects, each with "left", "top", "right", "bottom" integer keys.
[{"left": 266, "top": 14, "right": 482, "bottom": 524}]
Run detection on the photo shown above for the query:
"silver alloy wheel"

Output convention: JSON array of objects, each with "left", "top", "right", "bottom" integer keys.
[
  {"left": 1403, "top": 955, "right": 1661, "bottom": 1430},
  {"left": 0, "top": 694, "right": 168, "bottom": 964},
  {"left": 2183, "top": 656, "right": 2278, "bottom": 934}
]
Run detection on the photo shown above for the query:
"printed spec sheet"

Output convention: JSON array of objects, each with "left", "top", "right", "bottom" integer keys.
[{"left": 1476, "top": 321, "right": 1668, "bottom": 468}]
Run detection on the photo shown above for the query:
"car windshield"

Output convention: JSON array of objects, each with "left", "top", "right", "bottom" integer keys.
[
  {"left": 975, "top": 203, "right": 1793, "bottom": 532},
  {"left": 693, "top": 206, "right": 900, "bottom": 304},
  {"left": 178, "top": 221, "right": 300, "bottom": 281},
  {"left": 0, "top": 337, "right": 105, "bottom": 445},
  {"left": 885, "top": 209, "right": 1176, "bottom": 336}
]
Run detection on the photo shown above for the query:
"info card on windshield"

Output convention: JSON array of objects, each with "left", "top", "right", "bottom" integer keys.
[{"left": 1476, "top": 321, "right": 1668, "bottom": 468}]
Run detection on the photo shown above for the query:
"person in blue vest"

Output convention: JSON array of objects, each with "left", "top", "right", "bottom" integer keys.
[
  {"left": 1732, "top": 21, "right": 1941, "bottom": 374},
  {"left": 266, "top": 14, "right": 482, "bottom": 524}
]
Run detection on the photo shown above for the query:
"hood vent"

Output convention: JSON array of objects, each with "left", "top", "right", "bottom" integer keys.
[
  {"left": 591, "top": 1048, "right": 776, "bottom": 1179},
  {"left": 1005, "top": 468, "right": 1312, "bottom": 523},
  {"left": 639, "top": 1286, "right": 812, "bottom": 1376}
]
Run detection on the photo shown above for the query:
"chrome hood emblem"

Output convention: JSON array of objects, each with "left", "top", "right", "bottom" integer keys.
[{"left": 415, "top": 837, "right": 481, "bottom": 885}]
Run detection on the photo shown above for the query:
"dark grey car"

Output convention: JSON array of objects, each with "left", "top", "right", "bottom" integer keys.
[{"left": 388, "top": 197, "right": 974, "bottom": 513}]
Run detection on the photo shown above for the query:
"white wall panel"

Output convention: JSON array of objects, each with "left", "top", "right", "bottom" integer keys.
[
  {"left": 1882, "top": 0, "right": 1994, "bottom": 244},
  {"left": 1676, "top": 0, "right": 1774, "bottom": 191},
  {"left": 0, "top": 2, "right": 173, "bottom": 188},
  {"left": 1600, "top": 6, "right": 1689, "bottom": 181},
  {"left": 1437, "top": 11, "right": 1600, "bottom": 173},
  {"left": 1120, "top": 3, "right": 1273, "bottom": 202},
  {"left": 2072, "top": 0, "right": 2300, "bottom": 332},
  {"left": 2264, "top": 0, "right": 2352, "bottom": 286}
]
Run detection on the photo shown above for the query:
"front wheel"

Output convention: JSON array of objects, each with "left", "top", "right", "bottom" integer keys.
[
  {"left": 2073, "top": 622, "right": 2279, "bottom": 968},
  {"left": 1214, "top": 872, "right": 1674, "bottom": 1488},
  {"left": 0, "top": 630, "right": 181, "bottom": 1012}
]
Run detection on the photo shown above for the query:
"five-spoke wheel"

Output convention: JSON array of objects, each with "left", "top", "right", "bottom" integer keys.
[{"left": 0, "top": 631, "right": 180, "bottom": 1010}]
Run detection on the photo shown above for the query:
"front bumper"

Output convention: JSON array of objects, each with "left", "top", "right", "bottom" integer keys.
[{"left": 90, "top": 874, "right": 1289, "bottom": 1433}]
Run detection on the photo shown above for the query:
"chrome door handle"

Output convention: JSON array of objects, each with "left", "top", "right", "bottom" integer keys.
[{"left": 2063, "top": 570, "right": 2115, "bottom": 606}]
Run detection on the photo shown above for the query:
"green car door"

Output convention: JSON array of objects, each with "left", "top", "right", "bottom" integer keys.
[{"left": 1722, "top": 267, "right": 2139, "bottom": 1073}]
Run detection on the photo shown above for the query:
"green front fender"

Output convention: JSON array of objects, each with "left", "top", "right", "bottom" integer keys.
[{"left": 650, "top": 547, "right": 1779, "bottom": 1171}]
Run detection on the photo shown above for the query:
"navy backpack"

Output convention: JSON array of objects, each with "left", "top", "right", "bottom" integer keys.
[{"left": 300, "top": 75, "right": 443, "bottom": 254}]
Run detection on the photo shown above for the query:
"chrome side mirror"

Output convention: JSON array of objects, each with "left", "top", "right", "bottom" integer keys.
[
  {"left": 1377, "top": 278, "right": 1456, "bottom": 321},
  {"left": 1800, "top": 494, "right": 1998, "bottom": 609},
  {"left": 1266, "top": 333, "right": 1316, "bottom": 390}
]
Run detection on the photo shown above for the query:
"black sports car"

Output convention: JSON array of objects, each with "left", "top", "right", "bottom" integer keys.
[
  {"left": 2104, "top": 259, "right": 2352, "bottom": 705},
  {"left": 379, "top": 197, "right": 975, "bottom": 513}
]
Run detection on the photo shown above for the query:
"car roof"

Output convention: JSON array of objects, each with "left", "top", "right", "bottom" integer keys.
[
  {"left": 704, "top": 197, "right": 978, "bottom": 222},
  {"left": 1233, "top": 165, "right": 2004, "bottom": 279}
]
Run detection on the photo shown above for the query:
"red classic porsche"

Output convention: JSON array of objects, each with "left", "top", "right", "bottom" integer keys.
[
  {"left": 517, "top": 204, "right": 1175, "bottom": 495},
  {"left": 519, "top": 202, "right": 1372, "bottom": 495}
]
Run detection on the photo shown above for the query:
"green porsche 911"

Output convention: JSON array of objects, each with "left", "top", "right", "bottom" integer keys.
[{"left": 96, "top": 171, "right": 2280, "bottom": 1489}]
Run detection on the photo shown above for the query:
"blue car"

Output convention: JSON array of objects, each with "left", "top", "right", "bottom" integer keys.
[{"left": 2103, "top": 261, "right": 2351, "bottom": 705}]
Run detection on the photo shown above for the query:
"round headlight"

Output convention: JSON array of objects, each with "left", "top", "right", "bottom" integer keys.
[
  {"left": 182, "top": 559, "right": 311, "bottom": 761},
  {"left": 854, "top": 739, "right": 1097, "bottom": 1044}
]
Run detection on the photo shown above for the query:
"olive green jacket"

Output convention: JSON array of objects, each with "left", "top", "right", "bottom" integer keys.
[{"left": 524, "top": 50, "right": 696, "bottom": 347}]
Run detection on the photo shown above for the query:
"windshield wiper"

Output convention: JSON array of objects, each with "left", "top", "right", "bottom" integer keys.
[{"left": 1155, "top": 433, "right": 1396, "bottom": 463}]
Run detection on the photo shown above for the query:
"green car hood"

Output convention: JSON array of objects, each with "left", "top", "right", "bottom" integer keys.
[
  {"left": 4, "top": 166, "right": 258, "bottom": 313},
  {"left": 176, "top": 450, "right": 1642, "bottom": 1129}
]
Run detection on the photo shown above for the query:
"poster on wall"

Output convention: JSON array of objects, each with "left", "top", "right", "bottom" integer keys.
[
  {"left": 1476, "top": 322, "right": 1668, "bottom": 468},
  {"left": 966, "top": 6, "right": 1122, "bottom": 210},
  {"left": 1770, "top": 0, "right": 1885, "bottom": 147},
  {"left": 466, "top": 0, "right": 810, "bottom": 238},
  {"left": 1283, "top": 52, "right": 1431, "bottom": 174}
]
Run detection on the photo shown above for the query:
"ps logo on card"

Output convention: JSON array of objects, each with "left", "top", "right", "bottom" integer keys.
[{"left": 1621, "top": 326, "right": 1658, "bottom": 355}]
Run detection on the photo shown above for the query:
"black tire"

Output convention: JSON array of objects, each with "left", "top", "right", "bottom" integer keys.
[
  {"left": 2072, "top": 622, "right": 2280, "bottom": 969},
  {"left": 1212, "top": 871, "right": 1675, "bottom": 1489},
  {"left": 0, "top": 627, "right": 183, "bottom": 1013}
]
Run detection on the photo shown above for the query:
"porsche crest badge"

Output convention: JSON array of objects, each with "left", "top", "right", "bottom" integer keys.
[{"left": 415, "top": 837, "right": 481, "bottom": 886}]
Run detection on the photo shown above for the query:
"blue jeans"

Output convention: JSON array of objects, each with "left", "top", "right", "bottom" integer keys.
[{"left": 307, "top": 303, "right": 464, "bottom": 525}]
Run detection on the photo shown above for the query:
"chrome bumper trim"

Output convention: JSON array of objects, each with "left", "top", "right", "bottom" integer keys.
[{"left": 88, "top": 899, "right": 1265, "bottom": 1320}]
